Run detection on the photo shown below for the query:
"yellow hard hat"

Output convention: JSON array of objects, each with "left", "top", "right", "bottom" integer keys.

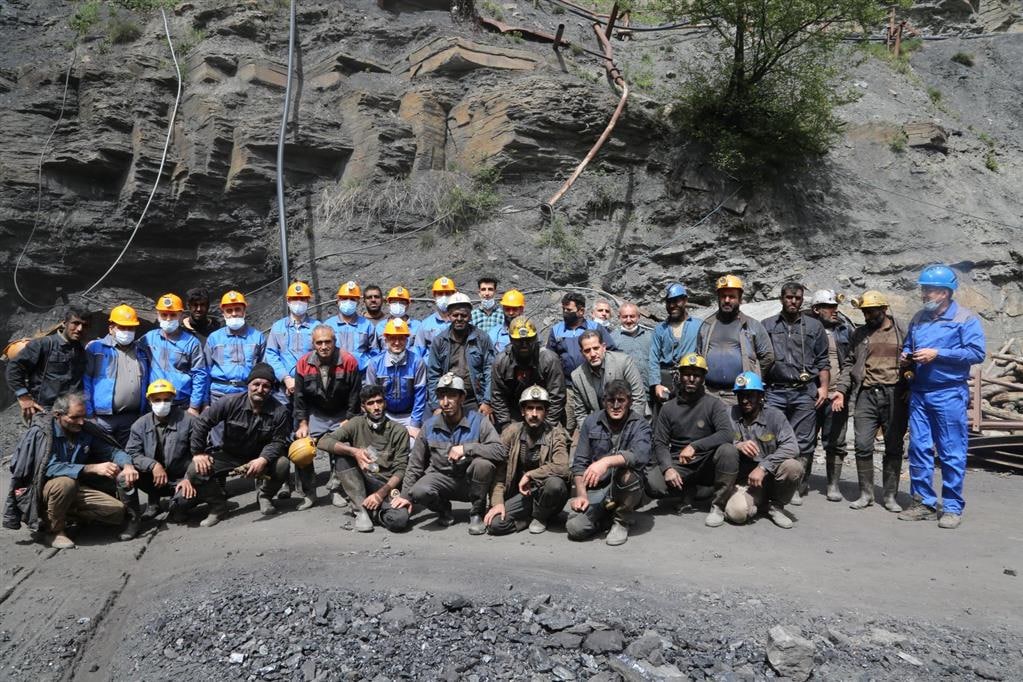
[
  {"left": 288, "top": 437, "right": 317, "bottom": 469},
  {"left": 146, "top": 379, "right": 177, "bottom": 398},
  {"left": 500, "top": 289, "right": 525, "bottom": 307},
  {"left": 287, "top": 281, "right": 311, "bottom": 299},
  {"left": 432, "top": 276, "right": 456, "bottom": 294},
  {"left": 336, "top": 280, "right": 361, "bottom": 298},
  {"left": 851, "top": 290, "right": 888, "bottom": 309},
  {"left": 109, "top": 304, "right": 140, "bottom": 327},
  {"left": 155, "top": 293, "right": 183, "bottom": 312},
  {"left": 384, "top": 318, "right": 411, "bottom": 336},
  {"left": 386, "top": 286, "right": 411, "bottom": 302},
  {"left": 678, "top": 353, "right": 709, "bottom": 372},
  {"left": 220, "top": 290, "right": 247, "bottom": 308},
  {"left": 508, "top": 316, "right": 537, "bottom": 340},
  {"left": 716, "top": 274, "right": 745, "bottom": 291}
]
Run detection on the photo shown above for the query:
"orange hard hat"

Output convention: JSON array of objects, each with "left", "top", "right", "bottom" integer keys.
[{"left": 155, "top": 293, "right": 184, "bottom": 312}]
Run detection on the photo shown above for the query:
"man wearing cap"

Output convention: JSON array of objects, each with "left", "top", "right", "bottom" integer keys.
[
  {"left": 293, "top": 325, "right": 362, "bottom": 509},
  {"left": 832, "top": 291, "right": 908, "bottom": 511},
  {"left": 142, "top": 293, "right": 208, "bottom": 418},
  {"left": 645, "top": 354, "right": 736, "bottom": 527},
  {"left": 365, "top": 318, "right": 427, "bottom": 437},
  {"left": 182, "top": 287, "right": 221, "bottom": 345},
  {"left": 425, "top": 293, "right": 495, "bottom": 417},
  {"left": 374, "top": 286, "right": 422, "bottom": 352},
  {"left": 488, "top": 289, "right": 526, "bottom": 353},
  {"left": 84, "top": 305, "right": 150, "bottom": 445},
  {"left": 566, "top": 379, "right": 650, "bottom": 546},
  {"left": 485, "top": 386, "right": 571, "bottom": 535},
  {"left": 362, "top": 285, "right": 387, "bottom": 326},
  {"left": 205, "top": 291, "right": 267, "bottom": 405},
  {"left": 318, "top": 385, "right": 411, "bottom": 533},
  {"left": 266, "top": 281, "right": 320, "bottom": 405},
  {"left": 325, "top": 281, "right": 377, "bottom": 370},
  {"left": 897, "top": 265, "right": 985, "bottom": 529},
  {"left": 121, "top": 380, "right": 199, "bottom": 535},
  {"left": 188, "top": 362, "right": 292, "bottom": 525},
  {"left": 761, "top": 282, "right": 830, "bottom": 505},
  {"left": 392, "top": 373, "right": 504, "bottom": 534},
  {"left": 611, "top": 302, "right": 653, "bottom": 400},
  {"left": 471, "top": 276, "right": 503, "bottom": 334},
  {"left": 570, "top": 330, "right": 646, "bottom": 427},
  {"left": 490, "top": 317, "right": 566, "bottom": 432},
  {"left": 807, "top": 289, "right": 853, "bottom": 502},
  {"left": 697, "top": 275, "right": 774, "bottom": 406},
  {"left": 649, "top": 284, "right": 703, "bottom": 412},
  {"left": 415, "top": 276, "right": 456, "bottom": 356},
  {"left": 722, "top": 372, "right": 804, "bottom": 529}
]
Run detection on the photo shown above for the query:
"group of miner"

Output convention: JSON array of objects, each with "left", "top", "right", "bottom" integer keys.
[{"left": 3, "top": 264, "right": 986, "bottom": 549}]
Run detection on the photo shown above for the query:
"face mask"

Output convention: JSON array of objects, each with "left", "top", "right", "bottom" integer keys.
[
  {"left": 922, "top": 300, "right": 940, "bottom": 312},
  {"left": 387, "top": 350, "right": 407, "bottom": 365},
  {"left": 225, "top": 317, "right": 246, "bottom": 331},
  {"left": 159, "top": 318, "right": 180, "bottom": 333},
  {"left": 563, "top": 311, "right": 579, "bottom": 326},
  {"left": 151, "top": 400, "right": 172, "bottom": 418},
  {"left": 114, "top": 329, "right": 135, "bottom": 346},
  {"left": 620, "top": 323, "right": 638, "bottom": 333},
  {"left": 480, "top": 297, "right": 496, "bottom": 311},
  {"left": 339, "top": 300, "right": 358, "bottom": 317},
  {"left": 596, "top": 318, "right": 612, "bottom": 329},
  {"left": 288, "top": 301, "right": 309, "bottom": 316},
  {"left": 435, "top": 296, "right": 449, "bottom": 313},
  {"left": 388, "top": 302, "right": 407, "bottom": 317}
]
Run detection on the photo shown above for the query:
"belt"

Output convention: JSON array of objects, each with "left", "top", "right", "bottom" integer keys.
[
  {"left": 768, "top": 382, "right": 810, "bottom": 389},
  {"left": 863, "top": 384, "right": 896, "bottom": 391},
  {"left": 212, "top": 379, "right": 247, "bottom": 388}
]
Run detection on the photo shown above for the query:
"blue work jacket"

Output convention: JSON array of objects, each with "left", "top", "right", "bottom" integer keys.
[
  {"left": 545, "top": 320, "right": 616, "bottom": 387},
  {"left": 142, "top": 328, "right": 209, "bottom": 409},
  {"left": 46, "top": 421, "right": 131, "bottom": 479},
  {"left": 425, "top": 326, "right": 494, "bottom": 410},
  {"left": 265, "top": 315, "right": 320, "bottom": 381},
  {"left": 324, "top": 314, "right": 376, "bottom": 369},
  {"left": 83, "top": 335, "right": 150, "bottom": 416},
  {"left": 205, "top": 325, "right": 267, "bottom": 396},
  {"left": 902, "top": 301, "right": 986, "bottom": 390},
  {"left": 365, "top": 347, "right": 428, "bottom": 427},
  {"left": 648, "top": 318, "right": 702, "bottom": 386}
]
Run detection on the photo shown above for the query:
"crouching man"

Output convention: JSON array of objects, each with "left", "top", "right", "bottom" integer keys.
[
  {"left": 187, "top": 363, "right": 291, "bottom": 527},
  {"left": 391, "top": 373, "right": 504, "bottom": 534},
  {"left": 6, "top": 392, "right": 131, "bottom": 549},
  {"left": 485, "top": 386, "right": 571, "bottom": 535},
  {"left": 317, "top": 385, "right": 411, "bottom": 533},
  {"left": 566, "top": 380, "right": 651, "bottom": 546},
  {"left": 722, "top": 372, "right": 803, "bottom": 529},
  {"left": 644, "top": 354, "right": 737, "bottom": 527}
]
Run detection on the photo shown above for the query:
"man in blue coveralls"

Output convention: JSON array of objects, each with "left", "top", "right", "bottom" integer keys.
[{"left": 897, "top": 264, "right": 985, "bottom": 529}]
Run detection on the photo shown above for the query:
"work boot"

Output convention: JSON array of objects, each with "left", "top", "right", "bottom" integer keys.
[
  {"left": 297, "top": 493, "right": 316, "bottom": 511},
  {"left": 766, "top": 503, "right": 794, "bottom": 529},
  {"left": 258, "top": 495, "right": 278, "bottom": 516},
  {"left": 898, "top": 503, "right": 937, "bottom": 522},
  {"left": 467, "top": 514, "right": 485, "bottom": 535},
  {"left": 331, "top": 491, "right": 349, "bottom": 509},
  {"left": 881, "top": 457, "right": 903, "bottom": 513},
  {"left": 605, "top": 520, "right": 630, "bottom": 546},
  {"left": 118, "top": 507, "right": 141, "bottom": 541},
  {"left": 436, "top": 502, "right": 456, "bottom": 527},
  {"left": 938, "top": 513, "right": 962, "bottom": 529},
  {"left": 326, "top": 470, "right": 340, "bottom": 492},
  {"left": 825, "top": 453, "right": 843, "bottom": 502},
  {"left": 789, "top": 489, "right": 803, "bottom": 507},
  {"left": 51, "top": 533, "right": 76, "bottom": 549},
  {"left": 200, "top": 504, "right": 228, "bottom": 527},
  {"left": 278, "top": 477, "right": 293, "bottom": 500},
  {"left": 849, "top": 458, "right": 875, "bottom": 510},
  {"left": 528, "top": 518, "right": 547, "bottom": 534},
  {"left": 354, "top": 509, "right": 374, "bottom": 532},
  {"left": 705, "top": 506, "right": 725, "bottom": 528}
]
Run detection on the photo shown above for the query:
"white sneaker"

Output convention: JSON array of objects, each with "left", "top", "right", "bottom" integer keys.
[
  {"left": 766, "top": 504, "right": 793, "bottom": 529},
  {"left": 528, "top": 519, "right": 547, "bottom": 534},
  {"left": 331, "top": 492, "right": 349, "bottom": 509},
  {"left": 705, "top": 506, "right": 725, "bottom": 527}
]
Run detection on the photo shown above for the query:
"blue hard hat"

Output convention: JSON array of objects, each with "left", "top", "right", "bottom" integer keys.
[
  {"left": 664, "top": 282, "right": 688, "bottom": 300},
  {"left": 917, "top": 264, "right": 958, "bottom": 291},
  {"left": 732, "top": 371, "right": 765, "bottom": 393}
]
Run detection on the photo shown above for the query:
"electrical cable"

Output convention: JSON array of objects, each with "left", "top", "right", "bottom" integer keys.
[
  {"left": 79, "top": 8, "right": 182, "bottom": 298},
  {"left": 274, "top": 0, "right": 297, "bottom": 313}
]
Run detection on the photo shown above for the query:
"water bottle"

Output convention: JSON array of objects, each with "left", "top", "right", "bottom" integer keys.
[{"left": 365, "top": 446, "right": 380, "bottom": 474}]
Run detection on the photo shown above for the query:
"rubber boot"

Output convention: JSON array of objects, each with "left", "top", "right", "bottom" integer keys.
[
  {"left": 825, "top": 453, "right": 843, "bottom": 502},
  {"left": 848, "top": 458, "right": 875, "bottom": 509},
  {"left": 467, "top": 499, "right": 486, "bottom": 535},
  {"left": 882, "top": 456, "right": 903, "bottom": 513},
  {"left": 296, "top": 465, "right": 317, "bottom": 511},
  {"left": 119, "top": 494, "right": 142, "bottom": 541}
]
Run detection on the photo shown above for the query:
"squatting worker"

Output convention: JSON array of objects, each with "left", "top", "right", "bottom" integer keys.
[
  {"left": 697, "top": 275, "right": 774, "bottom": 405},
  {"left": 142, "top": 293, "right": 208, "bottom": 417},
  {"left": 897, "top": 265, "right": 985, "bottom": 530},
  {"left": 832, "top": 291, "right": 908, "bottom": 512},
  {"left": 649, "top": 283, "right": 702, "bottom": 411},
  {"left": 644, "top": 354, "right": 736, "bottom": 528},
  {"left": 485, "top": 386, "right": 571, "bottom": 536},
  {"left": 83, "top": 305, "right": 150, "bottom": 445},
  {"left": 6, "top": 306, "right": 89, "bottom": 422},
  {"left": 318, "top": 385, "right": 411, "bottom": 533},
  {"left": 392, "top": 373, "right": 504, "bottom": 535},
  {"left": 6, "top": 392, "right": 132, "bottom": 549},
  {"left": 187, "top": 363, "right": 292, "bottom": 527}
]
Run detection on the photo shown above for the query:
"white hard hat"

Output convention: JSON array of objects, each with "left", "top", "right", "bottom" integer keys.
[
  {"left": 445, "top": 292, "right": 472, "bottom": 309},
  {"left": 810, "top": 289, "right": 838, "bottom": 306},
  {"left": 519, "top": 385, "right": 550, "bottom": 405},
  {"left": 436, "top": 372, "right": 466, "bottom": 393}
]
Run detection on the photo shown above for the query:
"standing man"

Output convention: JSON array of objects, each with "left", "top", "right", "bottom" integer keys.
[
  {"left": 6, "top": 307, "right": 89, "bottom": 421},
  {"left": 205, "top": 291, "right": 266, "bottom": 405},
  {"left": 416, "top": 276, "right": 457, "bottom": 355},
  {"left": 325, "top": 281, "right": 377, "bottom": 370},
  {"left": 375, "top": 286, "right": 422, "bottom": 351},
  {"left": 898, "top": 265, "right": 985, "bottom": 529},
  {"left": 181, "top": 287, "right": 221, "bottom": 345},
  {"left": 832, "top": 291, "right": 908, "bottom": 511},
  {"left": 490, "top": 317, "right": 565, "bottom": 432},
  {"left": 611, "top": 302, "right": 653, "bottom": 395},
  {"left": 488, "top": 289, "right": 526, "bottom": 353},
  {"left": 762, "top": 283, "right": 829, "bottom": 505},
  {"left": 697, "top": 275, "right": 774, "bottom": 405},
  {"left": 471, "top": 276, "right": 503, "bottom": 334},
  {"left": 807, "top": 290, "right": 853, "bottom": 502},
  {"left": 265, "top": 281, "right": 319, "bottom": 406},
  {"left": 365, "top": 318, "right": 427, "bottom": 438},
  {"left": 485, "top": 386, "right": 571, "bottom": 535},
  {"left": 392, "top": 373, "right": 505, "bottom": 534},
  {"left": 83, "top": 305, "right": 150, "bottom": 445},
  {"left": 566, "top": 380, "right": 650, "bottom": 546},
  {"left": 362, "top": 285, "right": 387, "bottom": 326},
  {"left": 592, "top": 299, "right": 614, "bottom": 330},
  {"left": 142, "top": 293, "right": 207, "bottom": 418},
  {"left": 570, "top": 331, "right": 646, "bottom": 427},
  {"left": 649, "top": 283, "right": 702, "bottom": 410},
  {"left": 425, "top": 293, "right": 494, "bottom": 417}
]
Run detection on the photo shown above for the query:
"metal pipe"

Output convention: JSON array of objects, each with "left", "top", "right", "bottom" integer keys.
[{"left": 276, "top": 0, "right": 297, "bottom": 312}]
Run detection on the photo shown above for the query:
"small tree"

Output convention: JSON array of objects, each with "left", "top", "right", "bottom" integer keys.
[{"left": 660, "top": 0, "right": 889, "bottom": 178}]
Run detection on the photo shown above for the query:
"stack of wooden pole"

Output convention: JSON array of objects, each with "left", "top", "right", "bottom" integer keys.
[{"left": 972, "top": 339, "right": 1023, "bottom": 430}]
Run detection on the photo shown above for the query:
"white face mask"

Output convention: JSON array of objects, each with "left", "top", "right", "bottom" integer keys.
[
  {"left": 595, "top": 318, "right": 612, "bottom": 329},
  {"left": 339, "top": 300, "right": 358, "bottom": 317},
  {"left": 288, "top": 301, "right": 309, "bottom": 316},
  {"left": 151, "top": 400, "right": 172, "bottom": 418},
  {"left": 225, "top": 316, "right": 246, "bottom": 331},
  {"left": 387, "top": 350, "right": 407, "bottom": 364},
  {"left": 388, "top": 302, "right": 407, "bottom": 317},
  {"left": 159, "top": 318, "right": 180, "bottom": 333},
  {"left": 435, "top": 296, "right": 449, "bottom": 313},
  {"left": 114, "top": 329, "right": 135, "bottom": 346},
  {"left": 620, "top": 323, "right": 638, "bottom": 333},
  {"left": 480, "top": 297, "right": 496, "bottom": 311}
]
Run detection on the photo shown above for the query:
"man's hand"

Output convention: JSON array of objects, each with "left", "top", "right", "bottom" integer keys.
[
  {"left": 582, "top": 459, "right": 608, "bottom": 488},
  {"left": 363, "top": 491, "right": 384, "bottom": 510},
  {"left": 245, "top": 457, "right": 268, "bottom": 478},
  {"left": 912, "top": 348, "right": 939, "bottom": 365},
  {"left": 17, "top": 395, "right": 44, "bottom": 421},
  {"left": 152, "top": 463, "right": 168, "bottom": 488},
  {"left": 447, "top": 445, "right": 465, "bottom": 462},
  {"left": 121, "top": 464, "right": 139, "bottom": 487},
  {"left": 407, "top": 425, "right": 421, "bottom": 439},
  {"left": 348, "top": 448, "right": 372, "bottom": 470},
  {"left": 663, "top": 468, "right": 684, "bottom": 489},
  {"left": 678, "top": 445, "right": 696, "bottom": 465},
  {"left": 283, "top": 376, "right": 296, "bottom": 395},
  {"left": 831, "top": 393, "right": 845, "bottom": 412},
  {"left": 736, "top": 440, "right": 760, "bottom": 459},
  {"left": 483, "top": 503, "right": 505, "bottom": 526},
  {"left": 815, "top": 385, "right": 828, "bottom": 408},
  {"left": 747, "top": 465, "right": 767, "bottom": 488},
  {"left": 192, "top": 454, "right": 213, "bottom": 476},
  {"left": 175, "top": 478, "right": 196, "bottom": 499},
  {"left": 295, "top": 421, "right": 309, "bottom": 439},
  {"left": 654, "top": 385, "right": 670, "bottom": 402},
  {"left": 478, "top": 403, "right": 494, "bottom": 421},
  {"left": 570, "top": 495, "right": 590, "bottom": 512},
  {"left": 391, "top": 495, "right": 413, "bottom": 511},
  {"left": 85, "top": 461, "right": 120, "bottom": 478},
  {"left": 517, "top": 474, "right": 533, "bottom": 496},
  {"left": 187, "top": 406, "right": 202, "bottom": 418}
]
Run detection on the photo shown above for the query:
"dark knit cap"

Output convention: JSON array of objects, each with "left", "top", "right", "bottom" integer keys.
[{"left": 247, "top": 362, "right": 276, "bottom": 385}]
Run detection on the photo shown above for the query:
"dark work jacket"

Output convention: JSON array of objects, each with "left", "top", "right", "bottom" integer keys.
[
  {"left": 292, "top": 349, "right": 362, "bottom": 424},
  {"left": 652, "top": 390, "right": 733, "bottom": 474},
  {"left": 125, "top": 408, "right": 196, "bottom": 480},
  {"left": 834, "top": 315, "right": 908, "bottom": 400},
  {"left": 190, "top": 392, "right": 290, "bottom": 463},
  {"left": 425, "top": 326, "right": 495, "bottom": 410},
  {"left": 762, "top": 313, "right": 830, "bottom": 385},
  {"left": 492, "top": 421, "right": 571, "bottom": 506},
  {"left": 571, "top": 410, "right": 651, "bottom": 479},
  {"left": 490, "top": 345, "right": 566, "bottom": 430},
  {"left": 6, "top": 334, "right": 86, "bottom": 408}
]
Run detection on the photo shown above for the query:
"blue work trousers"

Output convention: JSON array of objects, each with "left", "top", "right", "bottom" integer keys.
[{"left": 907, "top": 385, "right": 968, "bottom": 515}]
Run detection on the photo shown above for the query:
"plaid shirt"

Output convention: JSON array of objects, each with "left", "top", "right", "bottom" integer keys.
[{"left": 471, "top": 307, "right": 503, "bottom": 333}]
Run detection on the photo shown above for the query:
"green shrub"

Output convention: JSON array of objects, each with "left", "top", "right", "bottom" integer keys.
[
  {"left": 108, "top": 14, "right": 142, "bottom": 44},
  {"left": 70, "top": 1, "right": 102, "bottom": 35},
  {"left": 927, "top": 87, "right": 942, "bottom": 104},
  {"left": 438, "top": 166, "right": 501, "bottom": 233},
  {"left": 985, "top": 151, "right": 998, "bottom": 172},
  {"left": 951, "top": 52, "right": 974, "bottom": 67},
  {"left": 889, "top": 131, "right": 907, "bottom": 153}
]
